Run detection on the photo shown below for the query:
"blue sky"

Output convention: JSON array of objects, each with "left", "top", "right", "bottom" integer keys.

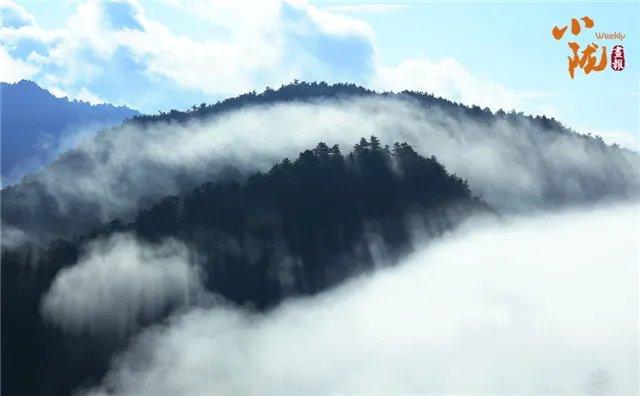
[
  {"left": 2, "top": 0, "right": 638, "bottom": 149},
  {"left": 350, "top": 0, "right": 639, "bottom": 147}
]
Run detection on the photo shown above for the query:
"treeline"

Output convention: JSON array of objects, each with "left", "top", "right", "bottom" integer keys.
[
  {"left": 132, "top": 80, "right": 373, "bottom": 124},
  {"left": 132, "top": 80, "right": 577, "bottom": 141},
  {"left": 133, "top": 79, "right": 631, "bottom": 153}
]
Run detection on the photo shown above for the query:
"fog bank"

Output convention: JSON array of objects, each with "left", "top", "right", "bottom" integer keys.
[
  {"left": 5, "top": 96, "right": 639, "bottom": 243},
  {"left": 85, "top": 203, "right": 639, "bottom": 395},
  {"left": 41, "top": 234, "right": 201, "bottom": 336}
]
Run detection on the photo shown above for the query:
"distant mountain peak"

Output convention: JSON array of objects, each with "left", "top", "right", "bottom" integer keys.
[
  {"left": 2, "top": 80, "right": 135, "bottom": 110},
  {"left": 1, "top": 80, "right": 140, "bottom": 184}
]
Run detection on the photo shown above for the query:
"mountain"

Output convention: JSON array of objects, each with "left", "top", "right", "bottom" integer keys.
[
  {"left": 105, "top": 137, "right": 489, "bottom": 306},
  {"left": 2, "top": 82, "right": 638, "bottom": 247},
  {"left": 0, "top": 80, "right": 139, "bottom": 184},
  {"left": 2, "top": 82, "right": 639, "bottom": 396},
  {"left": 2, "top": 138, "right": 490, "bottom": 396}
]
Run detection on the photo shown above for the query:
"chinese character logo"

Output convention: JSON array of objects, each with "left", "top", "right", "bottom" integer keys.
[
  {"left": 611, "top": 45, "right": 625, "bottom": 71},
  {"left": 552, "top": 16, "right": 607, "bottom": 79}
]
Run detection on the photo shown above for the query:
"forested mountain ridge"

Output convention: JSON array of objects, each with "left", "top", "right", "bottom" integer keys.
[
  {"left": 134, "top": 80, "right": 569, "bottom": 136},
  {"left": 2, "top": 138, "right": 490, "bottom": 396},
  {"left": 130, "top": 80, "right": 631, "bottom": 155},
  {"left": 2, "top": 81, "right": 638, "bottom": 247},
  {"left": 1, "top": 80, "right": 139, "bottom": 184}
]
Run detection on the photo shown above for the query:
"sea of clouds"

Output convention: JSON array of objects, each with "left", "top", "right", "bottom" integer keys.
[{"left": 62, "top": 203, "right": 639, "bottom": 396}]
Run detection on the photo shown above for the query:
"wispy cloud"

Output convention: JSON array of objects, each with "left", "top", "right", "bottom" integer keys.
[
  {"left": 41, "top": 233, "right": 202, "bottom": 336},
  {"left": 374, "top": 57, "right": 525, "bottom": 112},
  {"left": 1, "top": 0, "right": 547, "bottom": 117},
  {"left": 6, "top": 95, "right": 638, "bottom": 244},
  {"left": 324, "top": 3, "right": 411, "bottom": 14},
  {"left": 0, "top": 46, "right": 36, "bottom": 82},
  {"left": 0, "top": 0, "right": 374, "bottom": 111}
]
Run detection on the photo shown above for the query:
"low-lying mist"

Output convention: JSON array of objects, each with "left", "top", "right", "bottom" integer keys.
[
  {"left": 83, "top": 203, "right": 639, "bottom": 396},
  {"left": 4, "top": 93, "right": 638, "bottom": 244},
  {"left": 41, "top": 234, "right": 201, "bottom": 336}
]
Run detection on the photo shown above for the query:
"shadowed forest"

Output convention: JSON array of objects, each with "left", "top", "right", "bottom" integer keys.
[{"left": 2, "top": 136, "right": 488, "bottom": 395}]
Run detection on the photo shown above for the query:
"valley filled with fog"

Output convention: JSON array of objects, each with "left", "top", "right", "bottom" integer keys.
[
  {"left": 2, "top": 83, "right": 639, "bottom": 396},
  {"left": 83, "top": 203, "right": 639, "bottom": 396}
]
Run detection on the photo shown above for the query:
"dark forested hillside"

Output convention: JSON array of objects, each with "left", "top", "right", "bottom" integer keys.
[
  {"left": 2, "top": 138, "right": 489, "bottom": 396},
  {"left": 1, "top": 80, "right": 139, "bottom": 184},
  {"left": 127, "top": 137, "right": 487, "bottom": 305}
]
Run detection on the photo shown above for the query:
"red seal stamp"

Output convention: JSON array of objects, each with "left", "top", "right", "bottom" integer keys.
[{"left": 611, "top": 45, "right": 625, "bottom": 71}]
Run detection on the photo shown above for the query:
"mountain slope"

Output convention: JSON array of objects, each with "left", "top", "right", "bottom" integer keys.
[
  {"left": 2, "top": 139, "right": 490, "bottom": 396},
  {"left": 1, "top": 80, "right": 139, "bottom": 184},
  {"left": 111, "top": 137, "right": 489, "bottom": 306},
  {"left": 2, "top": 81, "right": 638, "bottom": 246}
]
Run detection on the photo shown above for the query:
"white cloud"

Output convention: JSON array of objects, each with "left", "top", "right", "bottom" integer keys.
[
  {"left": 0, "top": 46, "right": 36, "bottom": 82},
  {"left": 0, "top": 0, "right": 36, "bottom": 28},
  {"left": 9, "top": 97, "right": 639, "bottom": 245},
  {"left": 0, "top": 0, "right": 553, "bottom": 119},
  {"left": 324, "top": 3, "right": 411, "bottom": 14},
  {"left": 84, "top": 203, "right": 640, "bottom": 396},
  {"left": 292, "top": 0, "right": 373, "bottom": 37},
  {"left": 374, "top": 57, "right": 525, "bottom": 112},
  {"left": 0, "top": 0, "right": 532, "bottom": 116},
  {"left": 48, "top": 85, "right": 106, "bottom": 105},
  {"left": 41, "top": 233, "right": 202, "bottom": 336},
  {"left": 0, "top": 0, "right": 375, "bottom": 111}
]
